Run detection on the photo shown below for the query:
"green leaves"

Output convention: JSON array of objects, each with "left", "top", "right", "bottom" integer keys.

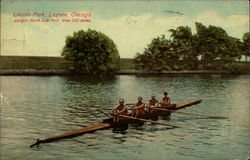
[
  {"left": 135, "top": 22, "right": 248, "bottom": 72},
  {"left": 242, "top": 32, "right": 250, "bottom": 57},
  {"left": 62, "top": 29, "right": 120, "bottom": 74},
  {"left": 194, "top": 23, "right": 244, "bottom": 69},
  {"left": 135, "top": 25, "right": 198, "bottom": 71}
]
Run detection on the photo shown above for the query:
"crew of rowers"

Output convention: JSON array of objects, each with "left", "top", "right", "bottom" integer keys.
[{"left": 111, "top": 92, "right": 175, "bottom": 122}]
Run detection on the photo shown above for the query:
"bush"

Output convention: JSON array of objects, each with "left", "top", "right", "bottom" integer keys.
[
  {"left": 62, "top": 29, "right": 120, "bottom": 74},
  {"left": 224, "top": 62, "right": 249, "bottom": 73}
]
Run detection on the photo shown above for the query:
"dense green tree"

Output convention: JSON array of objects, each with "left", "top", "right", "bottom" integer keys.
[
  {"left": 169, "top": 26, "right": 198, "bottom": 69},
  {"left": 135, "top": 26, "right": 197, "bottom": 71},
  {"left": 194, "top": 22, "right": 242, "bottom": 69},
  {"left": 135, "top": 22, "right": 248, "bottom": 72},
  {"left": 62, "top": 29, "right": 120, "bottom": 74},
  {"left": 219, "top": 37, "right": 242, "bottom": 61},
  {"left": 242, "top": 32, "right": 250, "bottom": 61},
  {"left": 134, "top": 35, "right": 175, "bottom": 70},
  {"left": 195, "top": 23, "right": 223, "bottom": 68}
]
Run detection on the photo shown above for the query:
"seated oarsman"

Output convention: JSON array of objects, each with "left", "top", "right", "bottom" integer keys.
[
  {"left": 111, "top": 99, "right": 128, "bottom": 123},
  {"left": 146, "top": 94, "right": 159, "bottom": 113},
  {"left": 131, "top": 96, "right": 145, "bottom": 117},
  {"left": 161, "top": 92, "right": 176, "bottom": 109}
]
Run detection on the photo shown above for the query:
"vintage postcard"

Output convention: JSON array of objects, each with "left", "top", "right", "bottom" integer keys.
[{"left": 0, "top": 0, "right": 249, "bottom": 160}]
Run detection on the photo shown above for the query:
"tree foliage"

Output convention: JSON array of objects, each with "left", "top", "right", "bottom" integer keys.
[
  {"left": 169, "top": 26, "right": 198, "bottom": 69},
  {"left": 134, "top": 35, "right": 175, "bottom": 71},
  {"left": 194, "top": 22, "right": 242, "bottom": 69},
  {"left": 135, "top": 26, "right": 198, "bottom": 71},
  {"left": 242, "top": 32, "right": 250, "bottom": 57},
  {"left": 135, "top": 22, "right": 248, "bottom": 72},
  {"left": 62, "top": 29, "right": 120, "bottom": 74}
]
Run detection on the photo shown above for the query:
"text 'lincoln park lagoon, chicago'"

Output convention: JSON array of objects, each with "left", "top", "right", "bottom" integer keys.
[
  {"left": 12, "top": 11, "right": 92, "bottom": 23},
  {"left": 13, "top": 11, "right": 92, "bottom": 18}
]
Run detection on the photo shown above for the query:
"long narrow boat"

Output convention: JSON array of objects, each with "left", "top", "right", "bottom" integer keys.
[{"left": 30, "top": 99, "right": 202, "bottom": 147}]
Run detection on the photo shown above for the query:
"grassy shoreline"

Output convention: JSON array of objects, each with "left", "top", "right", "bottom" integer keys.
[
  {"left": 0, "top": 56, "right": 249, "bottom": 75},
  {"left": 0, "top": 56, "right": 135, "bottom": 70}
]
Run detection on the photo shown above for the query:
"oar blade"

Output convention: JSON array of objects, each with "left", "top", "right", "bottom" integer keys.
[{"left": 209, "top": 116, "right": 228, "bottom": 119}]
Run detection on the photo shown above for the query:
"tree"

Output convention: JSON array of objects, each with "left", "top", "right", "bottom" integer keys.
[
  {"left": 242, "top": 32, "right": 250, "bottom": 61},
  {"left": 134, "top": 35, "right": 180, "bottom": 71},
  {"left": 62, "top": 29, "right": 120, "bottom": 74},
  {"left": 135, "top": 26, "right": 198, "bottom": 71},
  {"left": 169, "top": 26, "right": 198, "bottom": 69},
  {"left": 195, "top": 23, "right": 220, "bottom": 68},
  {"left": 135, "top": 22, "right": 248, "bottom": 72},
  {"left": 194, "top": 22, "right": 242, "bottom": 69},
  {"left": 219, "top": 37, "right": 242, "bottom": 62}
]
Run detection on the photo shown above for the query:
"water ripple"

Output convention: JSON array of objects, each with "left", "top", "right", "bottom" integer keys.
[{"left": 1, "top": 75, "right": 250, "bottom": 160}]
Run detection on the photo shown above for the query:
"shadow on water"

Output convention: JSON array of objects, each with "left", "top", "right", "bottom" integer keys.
[
  {"left": 197, "top": 74, "right": 242, "bottom": 79},
  {"left": 62, "top": 75, "right": 118, "bottom": 85},
  {"left": 148, "top": 116, "right": 159, "bottom": 121},
  {"left": 113, "top": 124, "right": 129, "bottom": 134},
  {"left": 133, "top": 73, "right": 242, "bottom": 78},
  {"left": 161, "top": 115, "right": 171, "bottom": 121},
  {"left": 131, "top": 121, "right": 144, "bottom": 128}
]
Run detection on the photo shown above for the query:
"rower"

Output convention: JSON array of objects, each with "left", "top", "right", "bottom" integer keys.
[
  {"left": 131, "top": 96, "right": 145, "bottom": 117},
  {"left": 111, "top": 99, "right": 128, "bottom": 123},
  {"left": 146, "top": 94, "right": 159, "bottom": 113},
  {"left": 161, "top": 92, "right": 176, "bottom": 109},
  {"left": 161, "top": 92, "right": 170, "bottom": 106}
]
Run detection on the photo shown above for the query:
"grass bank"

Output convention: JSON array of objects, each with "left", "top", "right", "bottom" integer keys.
[
  {"left": 0, "top": 56, "right": 135, "bottom": 70},
  {"left": 0, "top": 56, "right": 249, "bottom": 75},
  {"left": 0, "top": 56, "right": 70, "bottom": 69}
]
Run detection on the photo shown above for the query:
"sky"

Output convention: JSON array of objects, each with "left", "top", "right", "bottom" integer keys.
[{"left": 1, "top": 0, "right": 249, "bottom": 58}]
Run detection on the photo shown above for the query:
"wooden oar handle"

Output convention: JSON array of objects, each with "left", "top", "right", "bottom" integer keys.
[{"left": 117, "top": 114, "right": 179, "bottom": 128}]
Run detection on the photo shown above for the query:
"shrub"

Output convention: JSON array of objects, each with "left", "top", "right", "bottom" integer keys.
[
  {"left": 224, "top": 62, "right": 249, "bottom": 73},
  {"left": 62, "top": 29, "right": 120, "bottom": 74}
]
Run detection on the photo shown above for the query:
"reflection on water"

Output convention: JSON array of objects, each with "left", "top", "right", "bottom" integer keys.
[
  {"left": 1, "top": 74, "right": 250, "bottom": 160},
  {"left": 113, "top": 124, "right": 129, "bottom": 134}
]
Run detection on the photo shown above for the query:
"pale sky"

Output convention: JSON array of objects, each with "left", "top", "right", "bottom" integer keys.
[{"left": 1, "top": 0, "right": 249, "bottom": 58}]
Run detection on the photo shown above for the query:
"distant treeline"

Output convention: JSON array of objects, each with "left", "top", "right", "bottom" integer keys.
[{"left": 134, "top": 22, "right": 250, "bottom": 73}]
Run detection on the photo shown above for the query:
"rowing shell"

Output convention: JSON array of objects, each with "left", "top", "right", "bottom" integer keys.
[{"left": 30, "top": 99, "right": 202, "bottom": 147}]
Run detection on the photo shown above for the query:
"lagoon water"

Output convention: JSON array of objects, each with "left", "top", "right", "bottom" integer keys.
[{"left": 1, "top": 74, "right": 250, "bottom": 160}]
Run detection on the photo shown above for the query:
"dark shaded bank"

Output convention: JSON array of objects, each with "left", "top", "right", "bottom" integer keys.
[
  {"left": 0, "top": 56, "right": 135, "bottom": 70},
  {"left": 1, "top": 56, "right": 250, "bottom": 75},
  {"left": 0, "top": 69, "right": 71, "bottom": 75},
  {"left": 1, "top": 69, "right": 250, "bottom": 75}
]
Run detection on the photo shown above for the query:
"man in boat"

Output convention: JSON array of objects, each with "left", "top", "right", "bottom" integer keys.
[
  {"left": 146, "top": 94, "right": 159, "bottom": 113},
  {"left": 111, "top": 99, "right": 128, "bottom": 123},
  {"left": 130, "top": 96, "right": 145, "bottom": 117},
  {"left": 160, "top": 92, "right": 176, "bottom": 109},
  {"left": 161, "top": 92, "right": 170, "bottom": 105}
]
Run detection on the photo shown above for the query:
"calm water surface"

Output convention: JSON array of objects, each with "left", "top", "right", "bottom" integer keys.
[{"left": 1, "top": 74, "right": 250, "bottom": 160}]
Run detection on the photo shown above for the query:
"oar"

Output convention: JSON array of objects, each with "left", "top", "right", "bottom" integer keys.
[
  {"left": 126, "top": 103, "right": 135, "bottom": 105},
  {"left": 117, "top": 114, "right": 180, "bottom": 128},
  {"left": 154, "top": 108, "right": 228, "bottom": 119},
  {"left": 30, "top": 139, "right": 41, "bottom": 148},
  {"left": 95, "top": 108, "right": 112, "bottom": 110},
  {"left": 94, "top": 107, "right": 135, "bottom": 111}
]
